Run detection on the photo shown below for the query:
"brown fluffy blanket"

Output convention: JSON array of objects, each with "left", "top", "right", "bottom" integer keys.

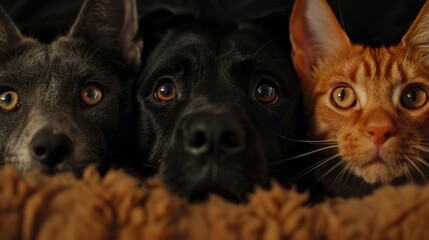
[{"left": 0, "top": 166, "right": 428, "bottom": 240}]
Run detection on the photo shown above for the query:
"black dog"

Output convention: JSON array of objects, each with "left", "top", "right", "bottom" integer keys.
[
  {"left": 0, "top": 0, "right": 142, "bottom": 175},
  {"left": 136, "top": 7, "right": 305, "bottom": 202}
]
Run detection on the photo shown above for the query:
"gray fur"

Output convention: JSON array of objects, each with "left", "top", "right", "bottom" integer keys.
[{"left": 0, "top": 0, "right": 142, "bottom": 175}]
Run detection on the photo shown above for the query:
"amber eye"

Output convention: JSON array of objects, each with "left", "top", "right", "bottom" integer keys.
[
  {"left": 154, "top": 79, "right": 176, "bottom": 102},
  {"left": 80, "top": 84, "right": 103, "bottom": 106},
  {"left": 256, "top": 83, "right": 278, "bottom": 104},
  {"left": 330, "top": 86, "right": 357, "bottom": 109},
  {"left": 401, "top": 85, "right": 428, "bottom": 109},
  {"left": 0, "top": 89, "right": 20, "bottom": 112}
]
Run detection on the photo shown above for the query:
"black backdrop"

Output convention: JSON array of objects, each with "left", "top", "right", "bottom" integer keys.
[{"left": 0, "top": 0, "right": 426, "bottom": 46}]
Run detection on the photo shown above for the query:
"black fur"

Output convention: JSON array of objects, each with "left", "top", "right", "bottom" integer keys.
[{"left": 136, "top": 8, "right": 305, "bottom": 202}]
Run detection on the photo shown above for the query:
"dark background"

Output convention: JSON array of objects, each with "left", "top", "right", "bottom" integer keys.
[{"left": 0, "top": 0, "right": 426, "bottom": 46}]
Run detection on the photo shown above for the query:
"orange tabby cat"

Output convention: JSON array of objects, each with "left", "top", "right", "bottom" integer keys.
[{"left": 290, "top": 0, "right": 429, "bottom": 197}]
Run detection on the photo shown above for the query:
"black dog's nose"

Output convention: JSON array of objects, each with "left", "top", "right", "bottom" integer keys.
[
  {"left": 30, "top": 128, "right": 73, "bottom": 166},
  {"left": 184, "top": 113, "right": 244, "bottom": 156}
]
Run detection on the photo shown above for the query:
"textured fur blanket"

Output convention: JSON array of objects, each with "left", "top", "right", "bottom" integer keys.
[{"left": 0, "top": 166, "right": 428, "bottom": 240}]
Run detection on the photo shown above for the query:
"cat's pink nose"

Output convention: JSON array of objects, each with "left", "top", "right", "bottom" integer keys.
[{"left": 364, "top": 122, "right": 397, "bottom": 148}]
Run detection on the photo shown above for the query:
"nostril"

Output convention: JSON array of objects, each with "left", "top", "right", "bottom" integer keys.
[
  {"left": 385, "top": 131, "right": 393, "bottom": 138},
  {"left": 188, "top": 129, "right": 207, "bottom": 149},
  {"left": 54, "top": 142, "right": 72, "bottom": 157},
  {"left": 364, "top": 124, "right": 397, "bottom": 147},
  {"left": 220, "top": 130, "right": 241, "bottom": 149},
  {"left": 182, "top": 114, "right": 246, "bottom": 156},
  {"left": 385, "top": 126, "right": 398, "bottom": 137},
  {"left": 33, "top": 146, "right": 47, "bottom": 158}
]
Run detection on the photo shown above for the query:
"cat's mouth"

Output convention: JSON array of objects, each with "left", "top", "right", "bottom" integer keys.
[
  {"left": 355, "top": 157, "right": 402, "bottom": 183},
  {"left": 360, "top": 158, "right": 385, "bottom": 168}
]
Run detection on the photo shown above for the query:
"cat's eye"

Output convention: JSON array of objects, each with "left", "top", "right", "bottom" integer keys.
[
  {"left": 330, "top": 86, "right": 357, "bottom": 109},
  {"left": 401, "top": 85, "right": 428, "bottom": 109},
  {"left": 154, "top": 78, "right": 177, "bottom": 102},
  {"left": 256, "top": 82, "right": 278, "bottom": 104},
  {"left": 80, "top": 84, "right": 103, "bottom": 106},
  {"left": 0, "top": 89, "right": 20, "bottom": 112}
]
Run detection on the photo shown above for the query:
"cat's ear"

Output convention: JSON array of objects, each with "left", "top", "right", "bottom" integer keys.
[
  {"left": 289, "top": 0, "right": 350, "bottom": 86},
  {"left": 402, "top": 1, "right": 429, "bottom": 56},
  {"left": 69, "top": 0, "right": 143, "bottom": 71},
  {"left": 0, "top": 7, "right": 23, "bottom": 52}
]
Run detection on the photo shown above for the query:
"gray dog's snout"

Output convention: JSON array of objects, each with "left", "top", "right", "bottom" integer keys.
[
  {"left": 30, "top": 128, "right": 73, "bottom": 166},
  {"left": 183, "top": 113, "right": 245, "bottom": 156}
]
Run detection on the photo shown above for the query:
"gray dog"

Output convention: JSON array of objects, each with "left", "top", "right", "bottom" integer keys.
[{"left": 0, "top": 0, "right": 142, "bottom": 175}]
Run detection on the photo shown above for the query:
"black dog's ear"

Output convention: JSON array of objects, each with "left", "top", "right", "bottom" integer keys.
[
  {"left": 140, "top": 8, "right": 178, "bottom": 40},
  {"left": 139, "top": 7, "right": 196, "bottom": 55},
  {"left": 0, "top": 7, "right": 23, "bottom": 53},
  {"left": 238, "top": 9, "right": 292, "bottom": 40},
  {"left": 69, "top": 0, "right": 142, "bottom": 71}
]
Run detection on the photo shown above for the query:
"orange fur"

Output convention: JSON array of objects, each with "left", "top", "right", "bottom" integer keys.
[{"left": 291, "top": 0, "right": 429, "bottom": 197}]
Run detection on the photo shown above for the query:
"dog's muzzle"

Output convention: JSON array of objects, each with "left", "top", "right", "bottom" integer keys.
[
  {"left": 182, "top": 112, "right": 245, "bottom": 158},
  {"left": 163, "top": 109, "right": 266, "bottom": 202},
  {"left": 30, "top": 126, "right": 74, "bottom": 170}
]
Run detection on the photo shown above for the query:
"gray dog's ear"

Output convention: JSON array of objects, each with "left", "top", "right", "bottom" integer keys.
[
  {"left": 69, "top": 0, "right": 143, "bottom": 71},
  {"left": 0, "top": 7, "right": 23, "bottom": 53}
]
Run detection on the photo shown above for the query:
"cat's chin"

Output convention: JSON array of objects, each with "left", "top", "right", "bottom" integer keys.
[{"left": 353, "top": 158, "right": 402, "bottom": 184}]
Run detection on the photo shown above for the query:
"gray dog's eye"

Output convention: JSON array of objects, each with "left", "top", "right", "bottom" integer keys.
[
  {"left": 80, "top": 84, "right": 103, "bottom": 107},
  {"left": 154, "top": 79, "right": 177, "bottom": 102},
  {"left": 256, "top": 83, "right": 278, "bottom": 104},
  {"left": 0, "top": 89, "right": 21, "bottom": 112}
]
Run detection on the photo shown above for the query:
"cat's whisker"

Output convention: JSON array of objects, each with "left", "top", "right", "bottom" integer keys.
[
  {"left": 358, "top": 177, "right": 370, "bottom": 193},
  {"left": 286, "top": 153, "right": 341, "bottom": 185},
  {"left": 252, "top": 33, "right": 288, "bottom": 58},
  {"left": 404, "top": 155, "right": 428, "bottom": 183},
  {"left": 315, "top": 160, "right": 344, "bottom": 185},
  {"left": 340, "top": 163, "right": 354, "bottom": 187},
  {"left": 269, "top": 145, "right": 338, "bottom": 166},
  {"left": 328, "top": 162, "right": 349, "bottom": 191},
  {"left": 401, "top": 39, "right": 413, "bottom": 71},
  {"left": 410, "top": 145, "right": 429, "bottom": 164},
  {"left": 138, "top": 162, "right": 158, "bottom": 169},
  {"left": 338, "top": 165, "right": 349, "bottom": 182},
  {"left": 341, "top": 163, "right": 355, "bottom": 190},
  {"left": 403, "top": 164, "right": 417, "bottom": 185},
  {"left": 415, "top": 140, "right": 429, "bottom": 146},
  {"left": 275, "top": 133, "right": 337, "bottom": 144},
  {"left": 413, "top": 156, "right": 429, "bottom": 170},
  {"left": 418, "top": 137, "right": 429, "bottom": 142},
  {"left": 411, "top": 156, "right": 429, "bottom": 184},
  {"left": 417, "top": 143, "right": 429, "bottom": 148},
  {"left": 260, "top": 59, "right": 293, "bottom": 64},
  {"left": 411, "top": 145, "right": 429, "bottom": 153},
  {"left": 418, "top": 141, "right": 429, "bottom": 149}
]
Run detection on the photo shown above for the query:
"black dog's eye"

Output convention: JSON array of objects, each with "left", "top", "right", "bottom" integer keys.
[
  {"left": 0, "top": 89, "right": 21, "bottom": 112},
  {"left": 154, "top": 79, "right": 177, "bottom": 102},
  {"left": 80, "top": 84, "right": 103, "bottom": 107},
  {"left": 256, "top": 82, "right": 278, "bottom": 104},
  {"left": 401, "top": 85, "right": 428, "bottom": 109}
]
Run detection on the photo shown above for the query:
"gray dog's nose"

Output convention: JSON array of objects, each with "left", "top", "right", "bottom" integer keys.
[
  {"left": 184, "top": 113, "right": 244, "bottom": 156},
  {"left": 30, "top": 128, "right": 73, "bottom": 166}
]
